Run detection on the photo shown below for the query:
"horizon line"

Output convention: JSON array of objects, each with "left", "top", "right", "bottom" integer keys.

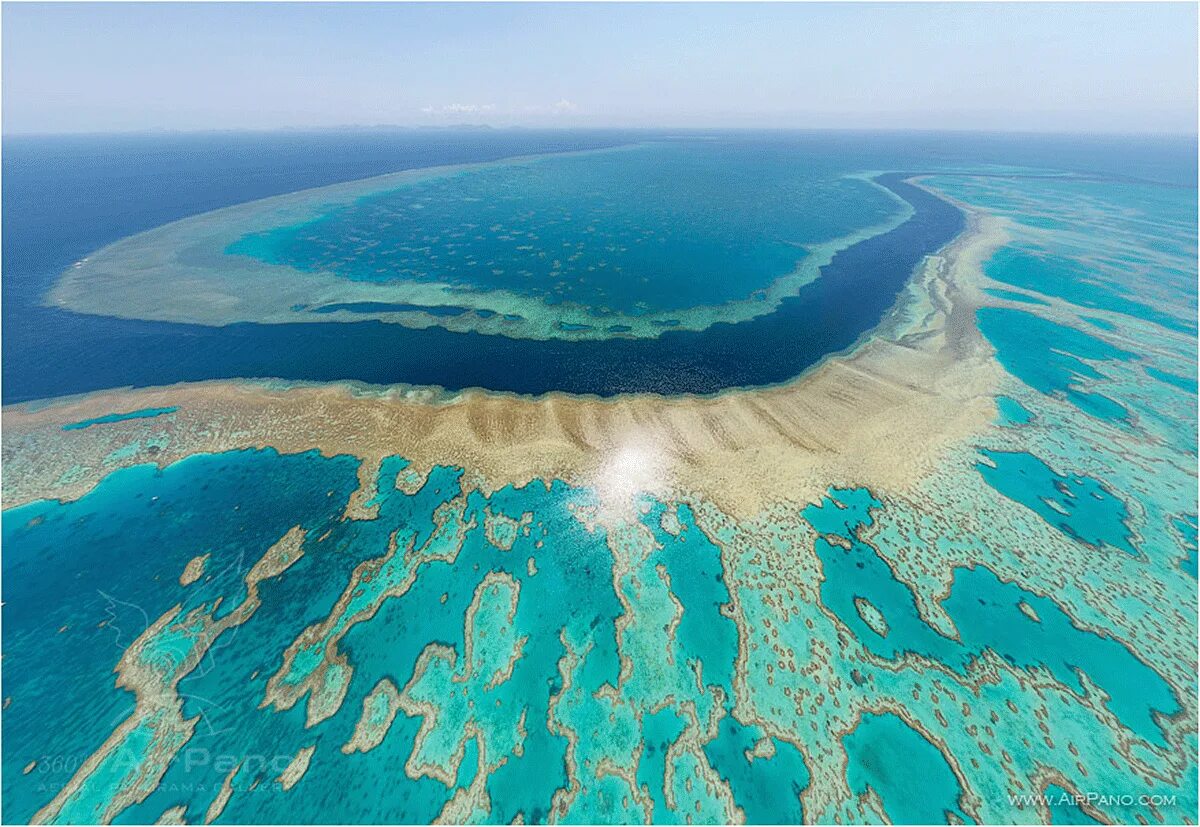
[{"left": 5, "top": 123, "right": 1199, "bottom": 141}]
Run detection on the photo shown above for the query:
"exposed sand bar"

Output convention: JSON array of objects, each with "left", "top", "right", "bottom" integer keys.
[{"left": 4, "top": 205, "right": 1008, "bottom": 519}]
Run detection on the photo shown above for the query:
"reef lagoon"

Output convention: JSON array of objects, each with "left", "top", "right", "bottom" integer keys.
[{"left": 2, "top": 130, "right": 1197, "bottom": 824}]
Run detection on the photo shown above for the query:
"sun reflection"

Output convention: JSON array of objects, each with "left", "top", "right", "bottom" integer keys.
[{"left": 589, "top": 434, "right": 672, "bottom": 523}]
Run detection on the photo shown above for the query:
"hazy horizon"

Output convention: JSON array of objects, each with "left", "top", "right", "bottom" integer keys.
[
  {"left": 3, "top": 2, "right": 1198, "bottom": 136},
  {"left": 6, "top": 124, "right": 1200, "bottom": 140}
]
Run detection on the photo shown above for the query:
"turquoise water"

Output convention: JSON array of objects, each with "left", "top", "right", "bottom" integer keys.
[
  {"left": 844, "top": 712, "right": 970, "bottom": 824},
  {"left": 983, "top": 287, "right": 1050, "bottom": 306},
  {"left": 309, "top": 301, "right": 475, "bottom": 317},
  {"left": 1177, "top": 516, "right": 1199, "bottom": 578},
  {"left": 227, "top": 141, "right": 900, "bottom": 318},
  {"left": 982, "top": 245, "right": 1195, "bottom": 335},
  {"left": 1, "top": 450, "right": 363, "bottom": 822},
  {"left": 7, "top": 434, "right": 1190, "bottom": 820},
  {"left": 1, "top": 449, "right": 810, "bottom": 824},
  {"left": 1041, "top": 784, "right": 1103, "bottom": 825},
  {"left": 704, "top": 720, "right": 809, "bottom": 824},
  {"left": 6, "top": 442, "right": 1189, "bottom": 822},
  {"left": 976, "top": 449, "right": 1136, "bottom": 554},
  {"left": 977, "top": 308, "right": 1134, "bottom": 424},
  {"left": 1147, "top": 365, "right": 1199, "bottom": 394},
  {"left": 4, "top": 435, "right": 1178, "bottom": 821},
  {"left": 61, "top": 407, "right": 178, "bottom": 431},
  {"left": 805, "top": 488, "right": 1174, "bottom": 747},
  {"left": 996, "top": 395, "right": 1034, "bottom": 426}
]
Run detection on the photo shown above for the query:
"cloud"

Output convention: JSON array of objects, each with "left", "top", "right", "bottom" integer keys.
[
  {"left": 419, "top": 103, "right": 496, "bottom": 116},
  {"left": 418, "top": 100, "right": 581, "bottom": 122},
  {"left": 520, "top": 99, "right": 580, "bottom": 116}
]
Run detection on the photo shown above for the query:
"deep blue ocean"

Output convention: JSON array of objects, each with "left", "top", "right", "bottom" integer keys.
[{"left": 3, "top": 129, "right": 1195, "bottom": 402}]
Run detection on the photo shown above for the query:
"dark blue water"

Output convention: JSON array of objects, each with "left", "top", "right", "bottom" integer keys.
[{"left": 5, "top": 129, "right": 1193, "bottom": 402}]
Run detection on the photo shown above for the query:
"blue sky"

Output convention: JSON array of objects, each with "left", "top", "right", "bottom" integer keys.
[{"left": 3, "top": 2, "right": 1196, "bottom": 134}]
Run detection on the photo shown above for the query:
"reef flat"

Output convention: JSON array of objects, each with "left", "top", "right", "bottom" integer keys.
[{"left": 4, "top": 155, "right": 1197, "bottom": 825}]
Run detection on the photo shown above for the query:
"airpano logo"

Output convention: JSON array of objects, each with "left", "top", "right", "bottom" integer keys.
[{"left": 1010, "top": 791, "right": 1178, "bottom": 809}]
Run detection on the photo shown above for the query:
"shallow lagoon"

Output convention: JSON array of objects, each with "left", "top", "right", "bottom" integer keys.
[{"left": 225, "top": 141, "right": 901, "bottom": 321}]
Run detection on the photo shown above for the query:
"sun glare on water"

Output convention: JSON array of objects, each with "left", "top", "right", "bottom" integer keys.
[{"left": 589, "top": 435, "right": 673, "bottom": 523}]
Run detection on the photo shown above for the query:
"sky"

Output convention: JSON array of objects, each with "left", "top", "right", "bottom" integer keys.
[{"left": 2, "top": 2, "right": 1197, "bottom": 135}]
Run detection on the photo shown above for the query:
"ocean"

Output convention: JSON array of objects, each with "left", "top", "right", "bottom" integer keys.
[{"left": 2, "top": 128, "right": 1197, "bottom": 824}]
